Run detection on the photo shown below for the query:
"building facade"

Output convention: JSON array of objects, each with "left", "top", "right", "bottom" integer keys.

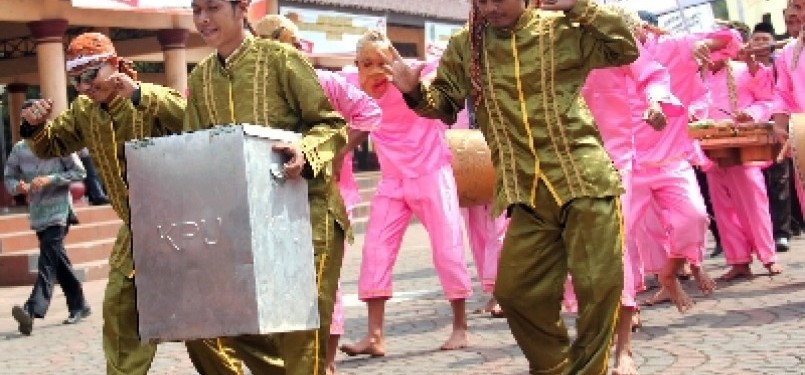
[{"left": 0, "top": 0, "right": 469, "bottom": 206}]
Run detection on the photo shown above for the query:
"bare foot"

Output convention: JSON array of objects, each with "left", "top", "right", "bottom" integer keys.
[
  {"left": 612, "top": 351, "right": 639, "bottom": 375},
  {"left": 490, "top": 304, "right": 505, "bottom": 318},
  {"left": 631, "top": 310, "right": 641, "bottom": 333},
  {"left": 339, "top": 336, "right": 385, "bottom": 357},
  {"left": 717, "top": 264, "right": 753, "bottom": 282},
  {"left": 440, "top": 328, "right": 469, "bottom": 350},
  {"left": 677, "top": 263, "right": 692, "bottom": 280},
  {"left": 641, "top": 288, "right": 671, "bottom": 306},
  {"left": 764, "top": 262, "right": 783, "bottom": 276},
  {"left": 690, "top": 265, "right": 716, "bottom": 296},
  {"left": 658, "top": 271, "right": 694, "bottom": 313},
  {"left": 473, "top": 297, "right": 497, "bottom": 314}
]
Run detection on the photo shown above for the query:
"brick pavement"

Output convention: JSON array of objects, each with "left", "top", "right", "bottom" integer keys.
[{"left": 1, "top": 222, "right": 804, "bottom": 375}]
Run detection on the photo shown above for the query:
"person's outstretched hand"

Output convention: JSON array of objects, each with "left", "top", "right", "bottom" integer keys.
[
  {"left": 537, "top": 0, "right": 579, "bottom": 11},
  {"left": 21, "top": 99, "right": 54, "bottom": 126},
  {"left": 382, "top": 45, "right": 425, "bottom": 94}
]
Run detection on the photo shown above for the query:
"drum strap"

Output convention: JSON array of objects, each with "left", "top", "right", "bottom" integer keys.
[{"left": 725, "top": 60, "right": 738, "bottom": 115}]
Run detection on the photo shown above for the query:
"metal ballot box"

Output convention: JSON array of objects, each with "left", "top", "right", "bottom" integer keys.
[{"left": 125, "top": 125, "right": 319, "bottom": 343}]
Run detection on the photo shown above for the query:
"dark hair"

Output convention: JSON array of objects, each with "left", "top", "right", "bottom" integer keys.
[
  {"left": 21, "top": 99, "right": 36, "bottom": 110},
  {"left": 227, "top": 0, "right": 256, "bottom": 33},
  {"left": 637, "top": 10, "right": 659, "bottom": 26},
  {"left": 753, "top": 22, "right": 775, "bottom": 35}
]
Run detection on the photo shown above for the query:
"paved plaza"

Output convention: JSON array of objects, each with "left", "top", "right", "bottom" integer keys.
[{"left": 1, "top": 222, "right": 804, "bottom": 374}]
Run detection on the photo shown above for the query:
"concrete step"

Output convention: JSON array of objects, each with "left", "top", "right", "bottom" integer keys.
[
  {"left": 0, "top": 205, "right": 118, "bottom": 234},
  {"left": 359, "top": 187, "right": 376, "bottom": 204},
  {"left": 0, "top": 237, "right": 115, "bottom": 273},
  {"left": 351, "top": 217, "right": 368, "bottom": 236},
  {"left": 0, "top": 249, "right": 112, "bottom": 287},
  {"left": 73, "top": 205, "right": 120, "bottom": 223},
  {"left": 0, "top": 220, "right": 122, "bottom": 254},
  {"left": 74, "top": 259, "right": 110, "bottom": 283},
  {"left": 0, "top": 210, "right": 35, "bottom": 233},
  {"left": 0, "top": 251, "right": 32, "bottom": 286},
  {"left": 351, "top": 201, "right": 371, "bottom": 221},
  {"left": 354, "top": 171, "right": 381, "bottom": 190}
]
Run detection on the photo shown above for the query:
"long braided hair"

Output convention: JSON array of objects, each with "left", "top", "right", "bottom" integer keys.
[{"left": 468, "top": 0, "right": 486, "bottom": 109}]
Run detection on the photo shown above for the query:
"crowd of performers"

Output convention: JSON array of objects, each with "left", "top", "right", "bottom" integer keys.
[{"left": 10, "top": 0, "right": 805, "bottom": 374}]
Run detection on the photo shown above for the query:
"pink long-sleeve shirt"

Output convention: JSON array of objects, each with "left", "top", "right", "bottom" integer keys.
[
  {"left": 317, "top": 69, "right": 382, "bottom": 132},
  {"left": 702, "top": 61, "right": 775, "bottom": 123},
  {"left": 774, "top": 39, "right": 805, "bottom": 113},
  {"left": 342, "top": 71, "right": 453, "bottom": 179},
  {"left": 316, "top": 69, "right": 382, "bottom": 211},
  {"left": 640, "top": 29, "right": 737, "bottom": 167},
  {"left": 583, "top": 43, "right": 684, "bottom": 171}
]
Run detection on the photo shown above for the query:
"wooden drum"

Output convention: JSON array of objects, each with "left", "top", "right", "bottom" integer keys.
[
  {"left": 789, "top": 114, "right": 805, "bottom": 186},
  {"left": 445, "top": 129, "right": 496, "bottom": 207}
]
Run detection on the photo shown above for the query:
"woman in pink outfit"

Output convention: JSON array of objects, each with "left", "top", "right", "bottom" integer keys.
[
  {"left": 339, "top": 30, "right": 473, "bottom": 357},
  {"left": 701, "top": 30, "right": 781, "bottom": 281}
]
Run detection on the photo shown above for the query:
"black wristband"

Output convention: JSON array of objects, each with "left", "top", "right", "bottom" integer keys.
[
  {"left": 19, "top": 121, "right": 41, "bottom": 138},
  {"left": 301, "top": 155, "right": 314, "bottom": 180},
  {"left": 131, "top": 86, "right": 142, "bottom": 107}
]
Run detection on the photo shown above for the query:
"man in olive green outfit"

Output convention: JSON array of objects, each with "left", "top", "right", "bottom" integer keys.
[
  {"left": 183, "top": 1, "right": 348, "bottom": 375},
  {"left": 386, "top": 0, "right": 639, "bottom": 373},
  {"left": 20, "top": 32, "right": 240, "bottom": 375}
]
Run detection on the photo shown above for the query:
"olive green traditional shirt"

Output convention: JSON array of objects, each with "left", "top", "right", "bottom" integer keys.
[
  {"left": 23, "top": 83, "right": 187, "bottom": 274},
  {"left": 184, "top": 36, "right": 350, "bottom": 242},
  {"left": 410, "top": 0, "right": 639, "bottom": 216}
]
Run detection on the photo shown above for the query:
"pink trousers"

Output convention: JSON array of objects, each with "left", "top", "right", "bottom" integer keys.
[
  {"left": 331, "top": 280, "right": 344, "bottom": 335},
  {"left": 358, "top": 164, "right": 472, "bottom": 300},
  {"left": 706, "top": 165, "right": 776, "bottom": 266},
  {"left": 331, "top": 172, "right": 358, "bottom": 336},
  {"left": 630, "top": 160, "right": 708, "bottom": 273},
  {"left": 461, "top": 205, "right": 508, "bottom": 294},
  {"left": 619, "top": 169, "right": 644, "bottom": 308}
]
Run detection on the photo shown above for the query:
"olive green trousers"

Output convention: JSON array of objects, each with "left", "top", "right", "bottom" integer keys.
[{"left": 494, "top": 185, "right": 623, "bottom": 375}]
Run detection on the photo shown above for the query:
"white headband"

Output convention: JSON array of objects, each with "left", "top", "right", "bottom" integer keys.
[{"left": 65, "top": 52, "right": 115, "bottom": 72}]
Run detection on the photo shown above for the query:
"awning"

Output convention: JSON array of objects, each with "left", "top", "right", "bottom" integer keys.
[{"left": 70, "top": 0, "right": 189, "bottom": 12}]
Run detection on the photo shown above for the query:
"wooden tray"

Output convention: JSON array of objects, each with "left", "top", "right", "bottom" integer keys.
[
  {"left": 698, "top": 132, "right": 773, "bottom": 149},
  {"left": 691, "top": 122, "right": 775, "bottom": 167}
]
